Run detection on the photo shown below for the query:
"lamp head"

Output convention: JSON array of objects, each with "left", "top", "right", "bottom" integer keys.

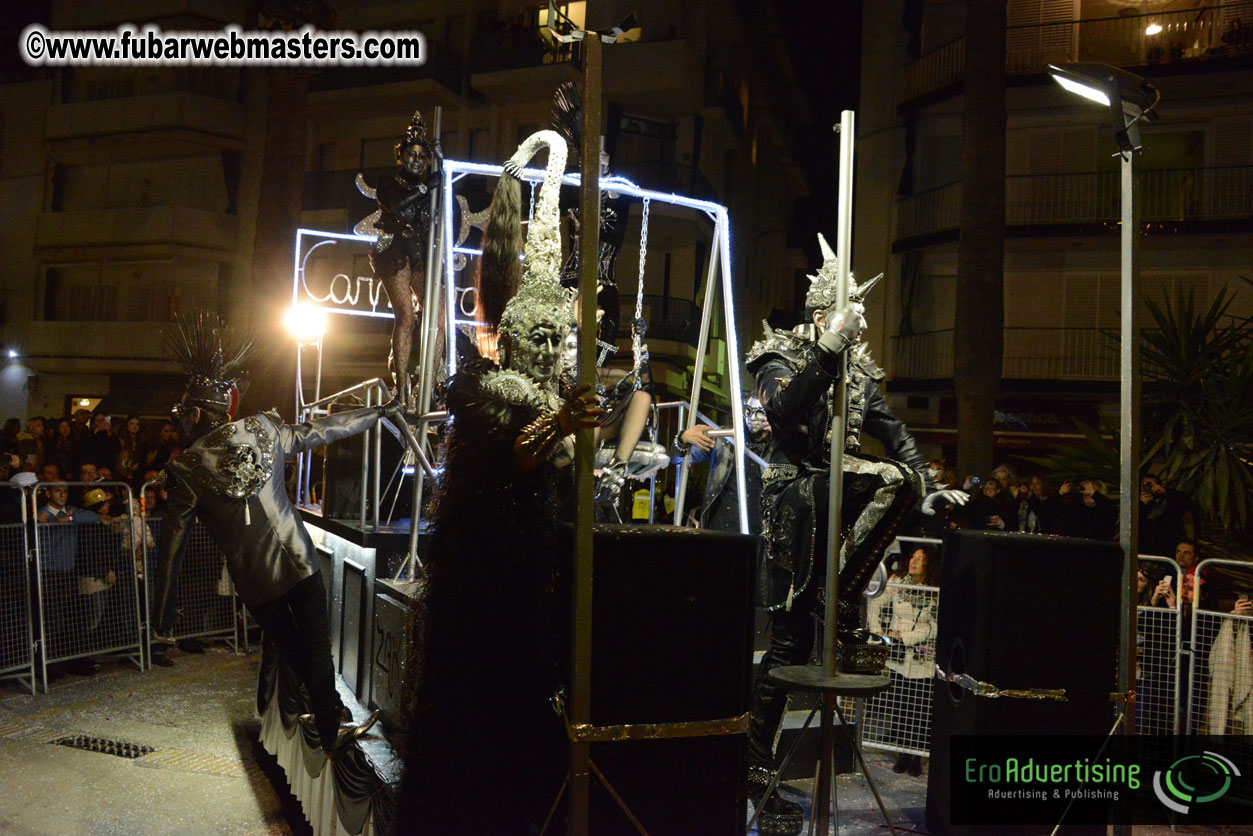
[{"left": 1046, "top": 62, "right": 1159, "bottom": 154}]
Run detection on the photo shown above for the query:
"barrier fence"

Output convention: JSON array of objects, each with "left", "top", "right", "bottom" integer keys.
[
  {"left": 851, "top": 545, "right": 1196, "bottom": 760},
  {"left": 0, "top": 485, "right": 34, "bottom": 692},
  {"left": 31, "top": 481, "right": 144, "bottom": 691},
  {"left": 139, "top": 480, "right": 240, "bottom": 660},
  {"left": 1186, "top": 559, "right": 1253, "bottom": 736},
  {"left": 0, "top": 481, "right": 258, "bottom": 693}
]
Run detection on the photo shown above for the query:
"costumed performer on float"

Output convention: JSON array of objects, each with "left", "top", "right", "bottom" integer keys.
[
  {"left": 742, "top": 236, "right": 967, "bottom": 835},
  {"left": 393, "top": 130, "right": 602, "bottom": 835},
  {"left": 355, "top": 109, "right": 442, "bottom": 404},
  {"left": 153, "top": 312, "right": 399, "bottom": 754}
]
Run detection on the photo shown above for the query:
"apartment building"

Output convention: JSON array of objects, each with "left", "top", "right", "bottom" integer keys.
[
  {"left": 0, "top": 0, "right": 816, "bottom": 423},
  {"left": 855, "top": 0, "right": 1253, "bottom": 461}
]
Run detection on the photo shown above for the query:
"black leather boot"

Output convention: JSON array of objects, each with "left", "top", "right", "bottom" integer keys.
[{"left": 747, "top": 764, "right": 804, "bottom": 836}]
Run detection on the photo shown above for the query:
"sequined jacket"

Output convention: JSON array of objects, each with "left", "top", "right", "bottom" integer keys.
[
  {"left": 154, "top": 407, "right": 380, "bottom": 630},
  {"left": 745, "top": 324, "right": 931, "bottom": 486}
]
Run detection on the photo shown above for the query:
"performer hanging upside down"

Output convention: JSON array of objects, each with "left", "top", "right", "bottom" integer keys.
[
  {"left": 355, "top": 110, "right": 442, "bottom": 403},
  {"left": 742, "top": 236, "right": 967, "bottom": 835},
  {"left": 394, "top": 130, "right": 602, "bottom": 835},
  {"left": 154, "top": 313, "right": 397, "bottom": 754}
]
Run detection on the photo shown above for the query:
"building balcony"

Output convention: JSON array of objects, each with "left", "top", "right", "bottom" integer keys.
[
  {"left": 613, "top": 162, "right": 719, "bottom": 202},
  {"left": 902, "top": 2, "right": 1253, "bottom": 107},
  {"left": 603, "top": 39, "right": 702, "bottom": 116},
  {"left": 24, "top": 321, "right": 168, "bottom": 362},
  {"left": 895, "top": 164, "right": 1253, "bottom": 247},
  {"left": 892, "top": 327, "right": 1119, "bottom": 381},
  {"left": 308, "top": 40, "right": 462, "bottom": 101},
  {"left": 45, "top": 92, "right": 246, "bottom": 153},
  {"left": 35, "top": 206, "right": 239, "bottom": 254}
]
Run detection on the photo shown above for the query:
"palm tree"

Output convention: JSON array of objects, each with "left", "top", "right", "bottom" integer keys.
[{"left": 1031, "top": 283, "right": 1253, "bottom": 555}]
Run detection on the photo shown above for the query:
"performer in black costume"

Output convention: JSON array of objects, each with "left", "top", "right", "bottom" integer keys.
[
  {"left": 394, "top": 131, "right": 601, "bottom": 835},
  {"left": 356, "top": 110, "right": 442, "bottom": 401},
  {"left": 154, "top": 313, "right": 395, "bottom": 754},
  {"left": 743, "top": 236, "right": 967, "bottom": 834}
]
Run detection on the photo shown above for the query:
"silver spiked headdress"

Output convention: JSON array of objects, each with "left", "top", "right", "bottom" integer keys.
[
  {"left": 804, "top": 233, "right": 882, "bottom": 311},
  {"left": 497, "top": 130, "right": 572, "bottom": 369}
]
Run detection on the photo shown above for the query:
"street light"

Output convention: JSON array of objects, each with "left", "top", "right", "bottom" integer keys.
[
  {"left": 1048, "top": 61, "right": 1162, "bottom": 770},
  {"left": 1046, "top": 62, "right": 1159, "bottom": 154}
]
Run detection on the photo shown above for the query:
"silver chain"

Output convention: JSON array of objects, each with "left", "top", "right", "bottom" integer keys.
[
  {"left": 632, "top": 198, "right": 650, "bottom": 372},
  {"left": 528, "top": 179, "right": 537, "bottom": 223}
]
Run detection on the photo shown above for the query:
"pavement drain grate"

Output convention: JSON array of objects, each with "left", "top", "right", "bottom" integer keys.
[{"left": 51, "top": 734, "right": 156, "bottom": 759}]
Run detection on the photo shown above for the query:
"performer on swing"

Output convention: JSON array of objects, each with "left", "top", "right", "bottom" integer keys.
[
  {"left": 355, "top": 110, "right": 442, "bottom": 404},
  {"left": 743, "top": 236, "right": 967, "bottom": 834},
  {"left": 154, "top": 313, "right": 397, "bottom": 754},
  {"left": 394, "top": 130, "right": 602, "bottom": 835},
  {"left": 550, "top": 81, "right": 654, "bottom": 520}
]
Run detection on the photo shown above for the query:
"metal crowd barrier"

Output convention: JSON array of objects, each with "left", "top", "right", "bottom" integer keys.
[
  {"left": 857, "top": 536, "right": 942, "bottom": 758},
  {"left": 843, "top": 540, "right": 1194, "bottom": 760},
  {"left": 0, "top": 484, "right": 35, "bottom": 693},
  {"left": 30, "top": 481, "right": 144, "bottom": 691},
  {"left": 1186, "top": 558, "right": 1253, "bottom": 735},
  {"left": 1136, "top": 554, "right": 1184, "bottom": 735},
  {"left": 139, "top": 480, "right": 240, "bottom": 661}
]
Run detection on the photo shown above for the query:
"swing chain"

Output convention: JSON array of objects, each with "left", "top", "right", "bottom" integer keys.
[{"left": 633, "top": 198, "right": 650, "bottom": 372}]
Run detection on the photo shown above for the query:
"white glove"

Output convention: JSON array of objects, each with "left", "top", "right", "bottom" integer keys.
[
  {"left": 921, "top": 489, "right": 970, "bottom": 516},
  {"left": 818, "top": 301, "right": 866, "bottom": 352}
]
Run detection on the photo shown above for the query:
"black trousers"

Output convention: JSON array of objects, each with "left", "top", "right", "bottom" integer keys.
[{"left": 250, "top": 572, "right": 342, "bottom": 746}]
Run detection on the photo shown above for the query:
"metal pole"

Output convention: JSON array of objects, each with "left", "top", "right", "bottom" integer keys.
[
  {"left": 718, "top": 208, "right": 750, "bottom": 534},
  {"left": 1116, "top": 147, "right": 1141, "bottom": 789},
  {"left": 813, "top": 107, "right": 856, "bottom": 836},
  {"left": 410, "top": 107, "right": 445, "bottom": 571},
  {"left": 673, "top": 224, "right": 722, "bottom": 526},
  {"left": 373, "top": 382, "right": 382, "bottom": 530},
  {"left": 360, "top": 386, "right": 371, "bottom": 529},
  {"left": 823, "top": 110, "right": 856, "bottom": 677},
  {"left": 672, "top": 402, "right": 687, "bottom": 525},
  {"left": 569, "top": 34, "right": 602, "bottom": 836}
]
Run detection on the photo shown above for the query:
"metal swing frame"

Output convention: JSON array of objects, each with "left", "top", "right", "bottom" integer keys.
[{"left": 287, "top": 159, "right": 752, "bottom": 577}]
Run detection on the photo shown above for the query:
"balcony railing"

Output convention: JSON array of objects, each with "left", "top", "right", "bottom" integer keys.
[
  {"left": 468, "top": 24, "right": 581, "bottom": 72},
  {"left": 897, "top": 165, "right": 1253, "bottom": 241},
  {"left": 893, "top": 327, "right": 1120, "bottom": 381},
  {"left": 904, "top": 2, "right": 1253, "bottom": 104},
  {"left": 613, "top": 161, "right": 718, "bottom": 202}
]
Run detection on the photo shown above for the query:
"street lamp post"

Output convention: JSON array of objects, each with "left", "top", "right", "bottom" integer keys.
[{"left": 1046, "top": 64, "right": 1160, "bottom": 836}]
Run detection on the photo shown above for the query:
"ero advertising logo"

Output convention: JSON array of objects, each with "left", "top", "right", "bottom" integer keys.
[{"left": 1152, "top": 751, "right": 1241, "bottom": 815}]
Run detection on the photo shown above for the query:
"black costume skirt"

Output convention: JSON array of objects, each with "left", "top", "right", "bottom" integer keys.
[{"left": 760, "top": 452, "right": 922, "bottom": 612}]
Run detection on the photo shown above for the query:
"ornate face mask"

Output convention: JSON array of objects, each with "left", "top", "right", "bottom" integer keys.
[
  {"left": 513, "top": 323, "right": 564, "bottom": 383},
  {"left": 496, "top": 129, "right": 573, "bottom": 379},
  {"left": 400, "top": 143, "right": 430, "bottom": 177}
]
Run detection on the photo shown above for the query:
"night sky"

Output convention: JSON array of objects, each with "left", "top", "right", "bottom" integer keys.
[{"left": 771, "top": 0, "right": 865, "bottom": 259}]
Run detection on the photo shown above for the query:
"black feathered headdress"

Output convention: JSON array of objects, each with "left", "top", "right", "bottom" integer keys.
[
  {"left": 550, "top": 82, "right": 582, "bottom": 172},
  {"left": 165, "top": 312, "right": 253, "bottom": 414}
]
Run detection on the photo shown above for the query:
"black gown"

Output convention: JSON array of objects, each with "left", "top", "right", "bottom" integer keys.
[{"left": 393, "top": 357, "right": 570, "bottom": 835}]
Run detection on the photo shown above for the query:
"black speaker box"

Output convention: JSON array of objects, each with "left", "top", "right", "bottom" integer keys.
[
  {"left": 322, "top": 417, "right": 408, "bottom": 521},
  {"left": 925, "top": 531, "right": 1122, "bottom": 836},
  {"left": 586, "top": 525, "right": 757, "bottom": 836}
]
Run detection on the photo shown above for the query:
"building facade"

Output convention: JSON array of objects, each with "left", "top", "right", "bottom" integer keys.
[
  {"left": 1, "top": 0, "right": 817, "bottom": 430},
  {"left": 856, "top": 0, "right": 1253, "bottom": 463}
]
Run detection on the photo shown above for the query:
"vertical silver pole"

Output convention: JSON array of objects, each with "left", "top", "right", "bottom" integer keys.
[
  {"left": 360, "top": 386, "right": 371, "bottom": 529},
  {"left": 823, "top": 110, "right": 856, "bottom": 677},
  {"left": 410, "top": 107, "right": 445, "bottom": 567},
  {"left": 373, "top": 384, "right": 382, "bottom": 530},
  {"left": 673, "top": 224, "right": 722, "bottom": 525},
  {"left": 1116, "top": 149, "right": 1141, "bottom": 771},
  {"left": 718, "top": 208, "right": 750, "bottom": 534},
  {"left": 30, "top": 488, "right": 48, "bottom": 692},
  {"left": 672, "top": 403, "right": 687, "bottom": 525}
]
